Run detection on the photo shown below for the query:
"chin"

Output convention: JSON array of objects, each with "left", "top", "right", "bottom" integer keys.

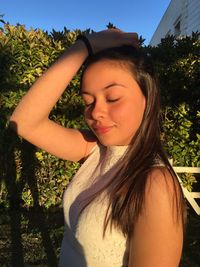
[{"left": 97, "top": 137, "right": 129, "bottom": 147}]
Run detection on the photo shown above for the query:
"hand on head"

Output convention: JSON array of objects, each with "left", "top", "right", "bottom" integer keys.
[{"left": 85, "top": 29, "right": 138, "bottom": 54}]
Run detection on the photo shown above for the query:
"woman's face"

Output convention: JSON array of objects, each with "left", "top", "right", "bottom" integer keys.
[{"left": 81, "top": 60, "right": 146, "bottom": 146}]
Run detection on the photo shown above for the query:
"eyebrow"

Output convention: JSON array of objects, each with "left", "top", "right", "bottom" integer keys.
[{"left": 81, "top": 83, "right": 126, "bottom": 95}]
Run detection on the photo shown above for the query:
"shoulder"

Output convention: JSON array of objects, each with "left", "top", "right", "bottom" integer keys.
[
  {"left": 146, "top": 167, "right": 182, "bottom": 200},
  {"left": 144, "top": 167, "right": 183, "bottom": 219},
  {"left": 128, "top": 167, "right": 184, "bottom": 266},
  {"left": 146, "top": 167, "right": 176, "bottom": 198}
]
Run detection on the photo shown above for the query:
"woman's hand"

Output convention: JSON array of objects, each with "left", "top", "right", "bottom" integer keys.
[{"left": 84, "top": 29, "right": 138, "bottom": 54}]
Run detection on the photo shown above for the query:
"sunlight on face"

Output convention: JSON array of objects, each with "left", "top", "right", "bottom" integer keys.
[{"left": 81, "top": 60, "right": 146, "bottom": 146}]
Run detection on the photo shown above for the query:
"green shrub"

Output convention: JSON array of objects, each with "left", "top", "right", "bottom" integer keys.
[{"left": 0, "top": 23, "right": 85, "bottom": 209}]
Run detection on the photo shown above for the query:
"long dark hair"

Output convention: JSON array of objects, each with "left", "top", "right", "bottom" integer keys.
[{"left": 80, "top": 45, "right": 186, "bottom": 238}]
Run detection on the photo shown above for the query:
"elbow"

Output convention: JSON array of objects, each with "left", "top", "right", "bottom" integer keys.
[
  {"left": 9, "top": 117, "right": 35, "bottom": 140},
  {"left": 9, "top": 113, "right": 29, "bottom": 137},
  {"left": 9, "top": 115, "right": 21, "bottom": 135},
  {"left": 8, "top": 118, "right": 32, "bottom": 143}
]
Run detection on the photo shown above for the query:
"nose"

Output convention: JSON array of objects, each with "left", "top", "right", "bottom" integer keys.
[{"left": 90, "top": 101, "right": 107, "bottom": 120}]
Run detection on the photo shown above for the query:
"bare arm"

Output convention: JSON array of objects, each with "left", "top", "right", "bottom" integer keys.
[
  {"left": 128, "top": 168, "right": 184, "bottom": 267},
  {"left": 10, "top": 40, "right": 95, "bottom": 161},
  {"left": 10, "top": 29, "right": 137, "bottom": 161}
]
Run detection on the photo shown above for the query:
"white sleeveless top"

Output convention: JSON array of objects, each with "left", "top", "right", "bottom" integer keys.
[{"left": 59, "top": 144, "right": 130, "bottom": 267}]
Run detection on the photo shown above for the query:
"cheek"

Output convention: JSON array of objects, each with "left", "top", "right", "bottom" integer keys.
[
  {"left": 133, "top": 99, "right": 145, "bottom": 121},
  {"left": 111, "top": 99, "right": 145, "bottom": 126}
]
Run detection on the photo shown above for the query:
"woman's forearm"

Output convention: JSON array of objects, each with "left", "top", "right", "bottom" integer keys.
[{"left": 10, "top": 40, "right": 88, "bottom": 135}]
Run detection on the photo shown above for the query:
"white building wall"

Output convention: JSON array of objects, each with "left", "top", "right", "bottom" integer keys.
[
  {"left": 150, "top": 0, "right": 200, "bottom": 46},
  {"left": 186, "top": 0, "right": 200, "bottom": 34}
]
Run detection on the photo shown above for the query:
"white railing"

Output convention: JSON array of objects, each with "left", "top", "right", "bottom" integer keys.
[{"left": 173, "top": 166, "right": 200, "bottom": 215}]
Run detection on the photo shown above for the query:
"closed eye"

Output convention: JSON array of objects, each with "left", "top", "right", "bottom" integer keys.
[
  {"left": 83, "top": 98, "right": 120, "bottom": 107},
  {"left": 107, "top": 98, "right": 121, "bottom": 103}
]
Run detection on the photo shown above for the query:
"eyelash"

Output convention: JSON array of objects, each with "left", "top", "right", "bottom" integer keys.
[
  {"left": 107, "top": 98, "right": 120, "bottom": 103},
  {"left": 84, "top": 98, "right": 120, "bottom": 107}
]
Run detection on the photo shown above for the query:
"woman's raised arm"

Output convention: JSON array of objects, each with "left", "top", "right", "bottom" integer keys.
[
  {"left": 10, "top": 40, "right": 96, "bottom": 162},
  {"left": 10, "top": 29, "right": 137, "bottom": 161}
]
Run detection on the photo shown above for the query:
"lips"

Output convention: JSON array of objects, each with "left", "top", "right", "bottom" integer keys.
[{"left": 93, "top": 125, "right": 113, "bottom": 134}]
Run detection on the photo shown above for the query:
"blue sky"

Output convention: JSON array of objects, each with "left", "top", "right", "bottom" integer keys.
[{"left": 1, "top": 0, "right": 171, "bottom": 45}]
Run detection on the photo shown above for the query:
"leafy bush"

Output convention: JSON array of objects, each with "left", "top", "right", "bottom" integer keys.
[
  {"left": 147, "top": 33, "right": 200, "bottom": 191},
  {"left": 0, "top": 21, "right": 199, "bottom": 209},
  {"left": 0, "top": 23, "right": 85, "bottom": 209}
]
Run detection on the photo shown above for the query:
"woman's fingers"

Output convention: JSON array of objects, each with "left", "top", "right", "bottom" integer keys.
[{"left": 87, "top": 29, "right": 139, "bottom": 53}]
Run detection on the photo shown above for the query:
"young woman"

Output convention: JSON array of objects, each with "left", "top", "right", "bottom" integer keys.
[{"left": 10, "top": 29, "right": 186, "bottom": 267}]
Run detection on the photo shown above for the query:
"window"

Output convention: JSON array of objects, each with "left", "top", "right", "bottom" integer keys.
[{"left": 174, "top": 16, "right": 181, "bottom": 37}]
